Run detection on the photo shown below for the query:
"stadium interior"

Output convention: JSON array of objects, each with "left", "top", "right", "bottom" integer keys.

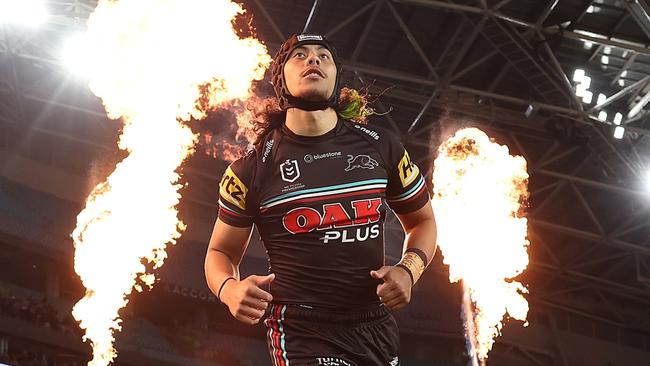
[{"left": 1, "top": 0, "right": 650, "bottom": 365}]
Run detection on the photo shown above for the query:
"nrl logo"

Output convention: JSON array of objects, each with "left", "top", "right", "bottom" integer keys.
[
  {"left": 345, "top": 154, "right": 379, "bottom": 171},
  {"left": 280, "top": 159, "right": 301, "bottom": 183}
]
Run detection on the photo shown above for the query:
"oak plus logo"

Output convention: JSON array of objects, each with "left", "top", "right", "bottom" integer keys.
[
  {"left": 345, "top": 154, "right": 378, "bottom": 171},
  {"left": 280, "top": 159, "right": 300, "bottom": 183},
  {"left": 282, "top": 198, "right": 382, "bottom": 244}
]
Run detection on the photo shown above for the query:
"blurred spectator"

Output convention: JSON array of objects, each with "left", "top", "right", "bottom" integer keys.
[
  {"left": 0, "top": 293, "right": 80, "bottom": 337},
  {"left": 0, "top": 346, "right": 82, "bottom": 366},
  {"left": 0, "top": 291, "right": 255, "bottom": 365}
]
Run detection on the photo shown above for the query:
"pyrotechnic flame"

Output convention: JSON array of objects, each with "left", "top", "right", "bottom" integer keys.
[
  {"left": 70, "top": 1, "right": 270, "bottom": 365},
  {"left": 461, "top": 281, "right": 480, "bottom": 366},
  {"left": 431, "top": 128, "right": 529, "bottom": 363}
]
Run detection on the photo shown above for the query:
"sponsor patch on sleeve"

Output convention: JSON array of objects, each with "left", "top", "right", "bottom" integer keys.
[
  {"left": 219, "top": 166, "right": 248, "bottom": 210},
  {"left": 398, "top": 150, "right": 420, "bottom": 188}
]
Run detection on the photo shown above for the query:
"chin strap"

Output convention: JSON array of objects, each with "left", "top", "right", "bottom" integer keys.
[{"left": 283, "top": 94, "right": 336, "bottom": 111}]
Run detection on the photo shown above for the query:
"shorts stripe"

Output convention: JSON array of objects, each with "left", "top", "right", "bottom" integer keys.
[
  {"left": 266, "top": 305, "right": 279, "bottom": 366},
  {"left": 267, "top": 304, "right": 288, "bottom": 366},
  {"left": 278, "top": 305, "right": 290, "bottom": 365}
]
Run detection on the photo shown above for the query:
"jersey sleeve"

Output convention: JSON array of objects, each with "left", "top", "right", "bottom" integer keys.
[
  {"left": 385, "top": 136, "right": 430, "bottom": 215},
  {"left": 217, "top": 150, "right": 258, "bottom": 227}
]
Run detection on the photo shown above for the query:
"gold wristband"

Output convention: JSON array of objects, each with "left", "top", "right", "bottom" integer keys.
[{"left": 397, "top": 252, "right": 425, "bottom": 285}]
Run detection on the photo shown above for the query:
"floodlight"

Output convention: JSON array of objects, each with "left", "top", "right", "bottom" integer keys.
[
  {"left": 598, "top": 111, "right": 607, "bottom": 121},
  {"left": 573, "top": 69, "right": 585, "bottom": 82},
  {"left": 614, "top": 112, "right": 623, "bottom": 125},
  {"left": 613, "top": 126, "right": 625, "bottom": 139}
]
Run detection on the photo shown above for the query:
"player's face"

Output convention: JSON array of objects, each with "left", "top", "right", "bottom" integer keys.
[{"left": 283, "top": 44, "right": 337, "bottom": 102}]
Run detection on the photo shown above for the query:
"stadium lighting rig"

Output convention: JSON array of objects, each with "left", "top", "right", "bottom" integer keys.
[
  {"left": 573, "top": 68, "right": 627, "bottom": 140},
  {"left": 613, "top": 112, "right": 625, "bottom": 140},
  {"left": 573, "top": 68, "right": 593, "bottom": 104}
]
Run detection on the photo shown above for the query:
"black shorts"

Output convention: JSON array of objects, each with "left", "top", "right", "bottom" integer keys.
[{"left": 263, "top": 302, "right": 400, "bottom": 366}]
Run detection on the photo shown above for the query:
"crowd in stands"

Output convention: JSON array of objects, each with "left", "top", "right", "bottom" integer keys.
[
  {"left": 0, "top": 290, "right": 253, "bottom": 365},
  {"left": 0, "top": 293, "right": 80, "bottom": 338},
  {"left": 0, "top": 343, "right": 84, "bottom": 366},
  {"left": 0, "top": 291, "right": 86, "bottom": 366}
]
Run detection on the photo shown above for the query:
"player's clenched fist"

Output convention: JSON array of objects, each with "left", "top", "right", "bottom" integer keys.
[
  {"left": 371, "top": 266, "right": 412, "bottom": 310},
  {"left": 220, "top": 273, "right": 275, "bottom": 325}
]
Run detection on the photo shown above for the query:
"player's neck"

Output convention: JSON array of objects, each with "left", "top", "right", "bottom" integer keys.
[{"left": 285, "top": 107, "right": 338, "bottom": 136}]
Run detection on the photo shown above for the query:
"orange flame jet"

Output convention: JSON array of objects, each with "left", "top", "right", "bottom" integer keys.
[
  {"left": 432, "top": 127, "right": 530, "bottom": 364},
  {"left": 70, "top": 1, "right": 270, "bottom": 365}
]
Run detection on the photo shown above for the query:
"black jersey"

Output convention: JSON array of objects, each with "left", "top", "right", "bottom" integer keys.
[{"left": 217, "top": 119, "right": 430, "bottom": 308}]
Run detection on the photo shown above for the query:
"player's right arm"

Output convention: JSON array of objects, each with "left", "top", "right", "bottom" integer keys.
[
  {"left": 204, "top": 151, "right": 274, "bottom": 325},
  {"left": 205, "top": 219, "right": 273, "bottom": 325}
]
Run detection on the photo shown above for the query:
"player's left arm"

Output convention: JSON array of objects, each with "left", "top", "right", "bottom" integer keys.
[
  {"left": 371, "top": 130, "right": 437, "bottom": 309},
  {"left": 395, "top": 199, "right": 437, "bottom": 272},
  {"left": 371, "top": 201, "right": 437, "bottom": 310}
]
